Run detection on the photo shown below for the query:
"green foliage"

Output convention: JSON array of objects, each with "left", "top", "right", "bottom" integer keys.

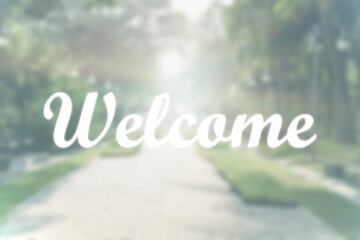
[
  {"left": 0, "top": 0, "right": 167, "bottom": 151},
  {"left": 226, "top": 0, "right": 360, "bottom": 144},
  {"left": 18, "top": 0, "right": 62, "bottom": 19},
  {"left": 84, "top": 0, "right": 117, "bottom": 9},
  {"left": 0, "top": 21, "right": 109, "bottom": 151}
]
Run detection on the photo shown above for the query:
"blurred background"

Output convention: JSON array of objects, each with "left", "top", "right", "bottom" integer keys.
[{"left": 0, "top": 0, "right": 360, "bottom": 239}]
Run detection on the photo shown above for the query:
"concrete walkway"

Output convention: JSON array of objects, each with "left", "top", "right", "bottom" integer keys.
[{"left": 0, "top": 145, "right": 340, "bottom": 240}]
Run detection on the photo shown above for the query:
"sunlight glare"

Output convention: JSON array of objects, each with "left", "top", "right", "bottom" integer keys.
[
  {"left": 158, "top": 51, "right": 185, "bottom": 77},
  {"left": 171, "top": 0, "right": 212, "bottom": 21}
]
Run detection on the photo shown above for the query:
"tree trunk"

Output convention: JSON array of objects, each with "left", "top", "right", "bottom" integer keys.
[
  {"left": 335, "top": 51, "right": 358, "bottom": 144},
  {"left": 324, "top": 56, "right": 335, "bottom": 138}
]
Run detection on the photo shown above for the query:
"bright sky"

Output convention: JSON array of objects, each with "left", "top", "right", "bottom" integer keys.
[
  {"left": 171, "top": 0, "right": 234, "bottom": 21},
  {"left": 171, "top": 0, "right": 213, "bottom": 21}
]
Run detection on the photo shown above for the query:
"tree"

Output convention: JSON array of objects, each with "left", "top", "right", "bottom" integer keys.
[{"left": 225, "top": 0, "right": 360, "bottom": 144}]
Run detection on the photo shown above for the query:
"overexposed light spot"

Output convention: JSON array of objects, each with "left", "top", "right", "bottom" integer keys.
[
  {"left": 248, "top": 78, "right": 256, "bottom": 87},
  {"left": 88, "top": 75, "right": 97, "bottom": 85},
  {"left": 158, "top": 50, "right": 185, "bottom": 77},
  {"left": 0, "top": 36, "right": 9, "bottom": 48},
  {"left": 171, "top": 0, "right": 212, "bottom": 21},
  {"left": 221, "top": 0, "right": 234, "bottom": 6},
  {"left": 112, "top": 7, "right": 124, "bottom": 16},
  {"left": 228, "top": 83, "right": 238, "bottom": 97},
  {"left": 92, "top": 6, "right": 123, "bottom": 17},
  {"left": 102, "top": 7, "right": 111, "bottom": 16},
  {"left": 337, "top": 39, "right": 350, "bottom": 52},
  {"left": 90, "top": 8, "right": 100, "bottom": 16},
  {"left": 69, "top": 68, "right": 79, "bottom": 78},
  {"left": 262, "top": 74, "right": 271, "bottom": 83},
  {"left": 129, "top": 17, "right": 141, "bottom": 28},
  {"left": 66, "top": 11, "right": 76, "bottom": 20},
  {"left": 175, "top": 104, "right": 186, "bottom": 115}
]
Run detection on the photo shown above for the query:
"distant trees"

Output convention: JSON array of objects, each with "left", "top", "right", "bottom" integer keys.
[
  {"left": 224, "top": 0, "right": 360, "bottom": 144},
  {"left": 0, "top": 21, "right": 99, "bottom": 151},
  {"left": 0, "top": 0, "right": 169, "bottom": 151}
]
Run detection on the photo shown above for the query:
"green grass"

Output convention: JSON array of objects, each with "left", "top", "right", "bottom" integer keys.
[
  {"left": 201, "top": 148, "right": 360, "bottom": 240},
  {"left": 0, "top": 149, "right": 101, "bottom": 221},
  {"left": 201, "top": 149, "right": 307, "bottom": 205},
  {"left": 0, "top": 142, "right": 141, "bottom": 221}
]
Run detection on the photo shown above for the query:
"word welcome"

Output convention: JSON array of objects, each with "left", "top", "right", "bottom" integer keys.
[{"left": 44, "top": 92, "right": 316, "bottom": 149}]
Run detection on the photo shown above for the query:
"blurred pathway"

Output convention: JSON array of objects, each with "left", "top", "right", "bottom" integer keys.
[{"left": 0, "top": 145, "right": 340, "bottom": 240}]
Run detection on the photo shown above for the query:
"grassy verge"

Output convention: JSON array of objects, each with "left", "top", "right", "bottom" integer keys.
[
  {"left": 0, "top": 143, "right": 141, "bottom": 221},
  {"left": 0, "top": 149, "right": 104, "bottom": 221},
  {"left": 259, "top": 139, "right": 360, "bottom": 186},
  {"left": 201, "top": 148, "right": 360, "bottom": 239}
]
